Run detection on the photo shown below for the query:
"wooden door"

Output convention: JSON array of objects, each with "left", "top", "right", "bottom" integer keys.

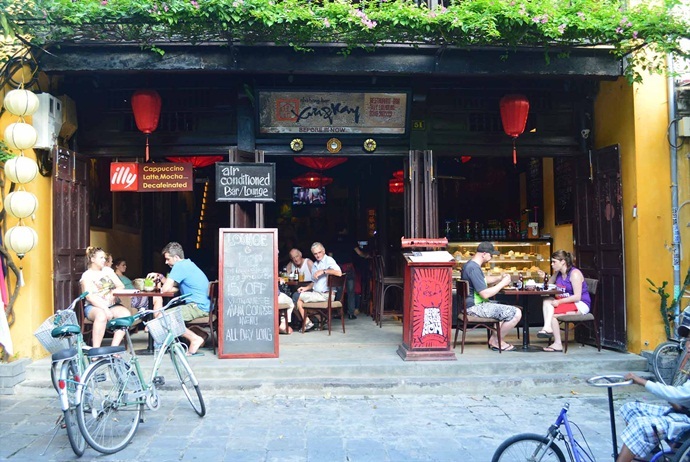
[
  {"left": 574, "top": 145, "right": 626, "bottom": 350},
  {"left": 53, "top": 148, "right": 90, "bottom": 312}
]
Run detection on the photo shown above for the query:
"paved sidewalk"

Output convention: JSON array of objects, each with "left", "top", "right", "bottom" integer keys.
[{"left": 1, "top": 387, "right": 658, "bottom": 462}]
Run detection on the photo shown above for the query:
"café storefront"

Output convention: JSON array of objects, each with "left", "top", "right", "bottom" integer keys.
[{"left": 5, "top": 42, "right": 672, "bottom": 359}]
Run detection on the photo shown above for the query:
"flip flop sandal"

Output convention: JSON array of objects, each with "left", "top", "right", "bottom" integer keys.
[{"left": 537, "top": 331, "right": 553, "bottom": 339}]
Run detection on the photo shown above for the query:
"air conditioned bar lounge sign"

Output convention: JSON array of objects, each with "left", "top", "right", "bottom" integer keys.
[
  {"left": 215, "top": 162, "right": 276, "bottom": 203},
  {"left": 258, "top": 91, "right": 408, "bottom": 134},
  {"left": 110, "top": 162, "right": 193, "bottom": 192}
]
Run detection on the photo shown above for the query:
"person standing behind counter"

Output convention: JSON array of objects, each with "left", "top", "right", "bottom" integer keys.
[
  {"left": 536, "top": 249, "right": 590, "bottom": 353},
  {"left": 295, "top": 242, "right": 342, "bottom": 332},
  {"left": 148, "top": 242, "right": 210, "bottom": 356},
  {"left": 460, "top": 241, "right": 521, "bottom": 352}
]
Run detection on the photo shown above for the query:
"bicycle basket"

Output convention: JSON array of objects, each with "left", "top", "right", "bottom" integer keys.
[
  {"left": 146, "top": 307, "right": 186, "bottom": 345},
  {"left": 33, "top": 310, "right": 79, "bottom": 354}
]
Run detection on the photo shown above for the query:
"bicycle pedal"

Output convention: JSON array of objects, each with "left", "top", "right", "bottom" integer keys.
[{"left": 153, "top": 376, "right": 165, "bottom": 386}]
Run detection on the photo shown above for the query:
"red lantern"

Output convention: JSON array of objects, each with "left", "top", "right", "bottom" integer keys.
[
  {"left": 131, "top": 90, "right": 162, "bottom": 162},
  {"left": 294, "top": 157, "right": 347, "bottom": 170},
  {"left": 167, "top": 156, "right": 224, "bottom": 169},
  {"left": 389, "top": 170, "right": 404, "bottom": 193},
  {"left": 499, "top": 94, "right": 529, "bottom": 165},
  {"left": 292, "top": 171, "right": 333, "bottom": 188}
]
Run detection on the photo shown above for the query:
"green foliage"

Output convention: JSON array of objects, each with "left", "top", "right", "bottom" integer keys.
[
  {"left": 2, "top": 0, "right": 690, "bottom": 82},
  {"left": 648, "top": 266, "right": 690, "bottom": 340}
]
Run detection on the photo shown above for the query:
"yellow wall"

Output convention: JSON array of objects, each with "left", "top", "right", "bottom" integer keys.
[
  {"left": 595, "top": 75, "right": 672, "bottom": 353},
  {"left": 0, "top": 100, "right": 55, "bottom": 361},
  {"left": 89, "top": 229, "right": 143, "bottom": 279}
]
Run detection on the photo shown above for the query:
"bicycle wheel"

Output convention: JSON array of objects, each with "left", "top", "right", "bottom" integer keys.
[
  {"left": 76, "top": 358, "right": 142, "bottom": 454},
  {"left": 492, "top": 433, "right": 566, "bottom": 462},
  {"left": 171, "top": 344, "right": 206, "bottom": 417},
  {"left": 652, "top": 341, "right": 683, "bottom": 385},
  {"left": 674, "top": 437, "right": 690, "bottom": 461},
  {"left": 61, "top": 360, "right": 86, "bottom": 457},
  {"left": 673, "top": 343, "right": 690, "bottom": 387}
]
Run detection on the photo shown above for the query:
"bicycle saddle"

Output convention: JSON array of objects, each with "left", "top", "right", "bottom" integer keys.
[
  {"left": 108, "top": 316, "right": 136, "bottom": 329},
  {"left": 86, "top": 345, "right": 126, "bottom": 357},
  {"left": 51, "top": 324, "right": 81, "bottom": 338},
  {"left": 51, "top": 347, "right": 78, "bottom": 361}
]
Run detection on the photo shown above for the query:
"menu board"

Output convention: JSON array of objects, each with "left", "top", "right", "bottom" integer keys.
[
  {"left": 215, "top": 162, "right": 276, "bottom": 203},
  {"left": 554, "top": 157, "right": 575, "bottom": 225},
  {"left": 527, "top": 157, "right": 544, "bottom": 227},
  {"left": 218, "top": 228, "right": 278, "bottom": 359}
]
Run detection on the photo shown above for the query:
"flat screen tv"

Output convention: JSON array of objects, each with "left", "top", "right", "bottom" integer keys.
[{"left": 292, "top": 187, "right": 326, "bottom": 205}]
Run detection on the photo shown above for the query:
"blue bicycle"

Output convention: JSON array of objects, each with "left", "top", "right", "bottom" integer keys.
[{"left": 492, "top": 375, "right": 687, "bottom": 462}]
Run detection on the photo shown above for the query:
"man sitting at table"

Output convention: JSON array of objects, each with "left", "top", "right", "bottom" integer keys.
[
  {"left": 148, "top": 242, "right": 210, "bottom": 356},
  {"left": 461, "top": 241, "right": 521, "bottom": 352},
  {"left": 287, "top": 248, "right": 314, "bottom": 308},
  {"left": 295, "top": 242, "right": 342, "bottom": 332}
]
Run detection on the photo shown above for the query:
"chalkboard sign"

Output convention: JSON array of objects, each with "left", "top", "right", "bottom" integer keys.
[
  {"left": 527, "top": 157, "right": 544, "bottom": 228},
  {"left": 218, "top": 228, "right": 278, "bottom": 359},
  {"left": 215, "top": 163, "right": 276, "bottom": 203},
  {"left": 554, "top": 157, "right": 575, "bottom": 225}
]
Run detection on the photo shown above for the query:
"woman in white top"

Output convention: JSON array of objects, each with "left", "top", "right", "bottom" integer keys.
[{"left": 80, "top": 247, "right": 131, "bottom": 347}]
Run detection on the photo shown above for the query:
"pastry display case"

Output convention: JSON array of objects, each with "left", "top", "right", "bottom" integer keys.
[{"left": 448, "top": 240, "right": 553, "bottom": 279}]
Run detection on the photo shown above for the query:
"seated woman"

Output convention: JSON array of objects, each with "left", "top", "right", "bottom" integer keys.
[
  {"left": 536, "top": 249, "right": 591, "bottom": 352},
  {"left": 80, "top": 247, "right": 132, "bottom": 347}
]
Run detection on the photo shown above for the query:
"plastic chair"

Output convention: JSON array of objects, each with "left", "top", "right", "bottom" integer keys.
[
  {"left": 185, "top": 280, "right": 219, "bottom": 355},
  {"left": 301, "top": 274, "right": 347, "bottom": 335},
  {"left": 558, "top": 277, "right": 602, "bottom": 353},
  {"left": 453, "top": 279, "right": 503, "bottom": 353}
]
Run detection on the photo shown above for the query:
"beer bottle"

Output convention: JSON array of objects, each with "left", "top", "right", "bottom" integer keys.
[
  {"left": 543, "top": 273, "right": 549, "bottom": 290},
  {"left": 517, "top": 273, "right": 524, "bottom": 290},
  {"left": 293, "top": 268, "right": 299, "bottom": 281}
]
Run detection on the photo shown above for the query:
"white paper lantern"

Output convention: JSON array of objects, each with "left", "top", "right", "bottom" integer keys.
[
  {"left": 3, "top": 89, "right": 40, "bottom": 116},
  {"left": 4, "top": 122, "right": 38, "bottom": 150},
  {"left": 4, "top": 191, "right": 38, "bottom": 218},
  {"left": 4, "top": 225, "right": 38, "bottom": 257},
  {"left": 4, "top": 156, "right": 38, "bottom": 184}
]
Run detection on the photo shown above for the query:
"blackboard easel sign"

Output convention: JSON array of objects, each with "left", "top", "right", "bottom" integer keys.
[{"left": 218, "top": 228, "right": 278, "bottom": 359}]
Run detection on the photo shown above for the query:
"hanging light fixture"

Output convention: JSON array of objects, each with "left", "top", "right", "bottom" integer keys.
[
  {"left": 3, "top": 88, "right": 40, "bottom": 117},
  {"left": 167, "top": 156, "right": 224, "bottom": 169},
  {"left": 4, "top": 191, "right": 38, "bottom": 218},
  {"left": 292, "top": 171, "right": 333, "bottom": 188},
  {"left": 131, "top": 89, "right": 162, "bottom": 162},
  {"left": 499, "top": 94, "right": 530, "bottom": 165},
  {"left": 294, "top": 156, "right": 347, "bottom": 170},
  {"left": 388, "top": 170, "right": 404, "bottom": 194},
  {"left": 4, "top": 156, "right": 39, "bottom": 184},
  {"left": 4, "top": 122, "right": 38, "bottom": 151}
]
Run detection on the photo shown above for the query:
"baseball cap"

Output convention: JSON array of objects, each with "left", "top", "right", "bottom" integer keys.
[{"left": 476, "top": 242, "right": 499, "bottom": 255}]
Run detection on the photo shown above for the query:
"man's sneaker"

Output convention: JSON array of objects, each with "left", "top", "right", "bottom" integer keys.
[{"left": 305, "top": 320, "right": 315, "bottom": 331}]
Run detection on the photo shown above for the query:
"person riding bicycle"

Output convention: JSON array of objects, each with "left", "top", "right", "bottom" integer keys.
[{"left": 616, "top": 372, "right": 690, "bottom": 462}]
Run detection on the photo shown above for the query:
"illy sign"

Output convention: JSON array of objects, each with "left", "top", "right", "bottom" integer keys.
[{"left": 110, "top": 162, "right": 139, "bottom": 191}]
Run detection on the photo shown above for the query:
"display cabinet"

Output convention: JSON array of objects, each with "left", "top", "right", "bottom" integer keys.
[{"left": 448, "top": 240, "right": 553, "bottom": 280}]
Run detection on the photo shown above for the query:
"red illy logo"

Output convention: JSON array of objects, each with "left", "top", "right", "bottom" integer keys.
[{"left": 110, "top": 162, "right": 139, "bottom": 191}]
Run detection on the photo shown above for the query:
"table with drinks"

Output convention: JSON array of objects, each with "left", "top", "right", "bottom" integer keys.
[{"left": 501, "top": 276, "right": 560, "bottom": 352}]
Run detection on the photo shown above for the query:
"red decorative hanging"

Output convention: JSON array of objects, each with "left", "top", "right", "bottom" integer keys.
[
  {"left": 388, "top": 178, "right": 404, "bottom": 194},
  {"left": 392, "top": 170, "right": 404, "bottom": 179},
  {"left": 499, "top": 94, "right": 530, "bottom": 165},
  {"left": 292, "top": 171, "right": 333, "bottom": 188},
  {"left": 167, "top": 156, "right": 224, "bottom": 169},
  {"left": 131, "top": 90, "right": 162, "bottom": 162},
  {"left": 461, "top": 156, "right": 472, "bottom": 163},
  {"left": 294, "top": 157, "right": 347, "bottom": 170}
]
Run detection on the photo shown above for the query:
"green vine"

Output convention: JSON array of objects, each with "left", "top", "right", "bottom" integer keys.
[
  {"left": 0, "top": 0, "right": 689, "bottom": 83},
  {"left": 648, "top": 266, "right": 690, "bottom": 340}
]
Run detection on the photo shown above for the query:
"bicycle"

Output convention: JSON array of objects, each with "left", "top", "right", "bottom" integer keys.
[
  {"left": 75, "top": 294, "right": 206, "bottom": 454},
  {"left": 33, "top": 291, "right": 125, "bottom": 457},
  {"left": 491, "top": 375, "right": 688, "bottom": 462},
  {"left": 652, "top": 338, "right": 690, "bottom": 386}
]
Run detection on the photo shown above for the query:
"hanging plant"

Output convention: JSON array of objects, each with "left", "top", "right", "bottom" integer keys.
[{"left": 0, "top": 0, "right": 689, "bottom": 82}]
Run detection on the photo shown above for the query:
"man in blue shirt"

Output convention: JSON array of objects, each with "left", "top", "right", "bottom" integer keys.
[
  {"left": 295, "top": 242, "right": 342, "bottom": 331},
  {"left": 148, "top": 242, "right": 210, "bottom": 356}
]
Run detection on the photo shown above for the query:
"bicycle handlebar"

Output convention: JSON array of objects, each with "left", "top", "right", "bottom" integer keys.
[
  {"left": 135, "top": 293, "right": 191, "bottom": 317},
  {"left": 587, "top": 375, "right": 634, "bottom": 388}
]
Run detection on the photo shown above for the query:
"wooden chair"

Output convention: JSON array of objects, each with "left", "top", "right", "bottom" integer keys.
[
  {"left": 301, "top": 274, "right": 347, "bottom": 335},
  {"left": 185, "top": 280, "right": 219, "bottom": 355},
  {"left": 557, "top": 277, "right": 602, "bottom": 353},
  {"left": 453, "top": 280, "right": 503, "bottom": 354},
  {"left": 374, "top": 255, "right": 404, "bottom": 327}
]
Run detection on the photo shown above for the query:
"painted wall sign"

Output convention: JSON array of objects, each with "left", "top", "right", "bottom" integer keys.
[
  {"left": 258, "top": 91, "right": 408, "bottom": 134},
  {"left": 215, "top": 162, "right": 276, "bottom": 203},
  {"left": 110, "top": 162, "right": 193, "bottom": 192}
]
